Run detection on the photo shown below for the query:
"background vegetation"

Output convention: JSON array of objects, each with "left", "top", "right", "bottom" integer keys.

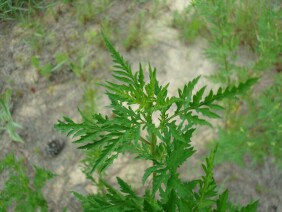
[{"left": 173, "top": 0, "right": 282, "bottom": 167}]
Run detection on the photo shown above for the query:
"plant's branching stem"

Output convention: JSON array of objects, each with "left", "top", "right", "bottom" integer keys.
[
  {"left": 151, "top": 133, "right": 157, "bottom": 189},
  {"left": 139, "top": 136, "right": 150, "bottom": 145},
  {"left": 151, "top": 134, "right": 157, "bottom": 157},
  {"left": 138, "top": 119, "right": 146, "bottom": 125},
  {"left": 167, "top": 102, "right": 205, "bottom": 122}
]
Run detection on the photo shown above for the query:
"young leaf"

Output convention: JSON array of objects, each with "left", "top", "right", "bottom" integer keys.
[
  {"left": 196, "top": 107, "right": 221, "bottom": 119},
  {"left": 142, "top": 165, "right": 161, "bottom": 185},
  {"left": 116, "top": 177, "right": 138, "bottom": 198},
  {"left": 191, "top": 85, "right": 206, "bottom": 106}
]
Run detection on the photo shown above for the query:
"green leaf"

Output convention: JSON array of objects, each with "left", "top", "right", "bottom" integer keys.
[
  {"left": 168, "top": 122, "right": 186, "bottom": 142},
  {"left": 240, "top": 200, "right": 259, "bottom": 212},
  {"left": 74, "top": 132, "right": 99, "bottom": 144},
  {"left": 138, "top": 63, "right": 145, "bottom": 88},
  {"left": 208, "top": 103, "right": 224, "bottom": 110},
  {"left": 34, "top": 166, "right": 56, "bottom": 190},
  {"left": 6, "top": 122, "right": 24, "bottom": 142},
  {"left": 116, "top": 177, "right": 137, "bottom": 197},
  {"left": 176, "top": 76, "right": 201, "bottom": 111},
  {"left": 152, "top": 168, "right": 169, "bottom": 195},
  {"left": 188, "top": 113, "right": 212, "bottom": 127},
  {"left": 167, "top": 145, "right": 195, "bottom": 171},
  {"left": 55, "top": 52, "right": 69, "bottom": 64},
  {"left": 195, "top": 146, "right": 218, "bottom": 210},
  {"left": 142, "top": 165, "right": 160, "bottom": 185},
  {"left": 143, "top": 190, "right": 161, "bottom": 212},
  {"left": 40, "top": 63, "right": 53, "bottom": 76},
  {"left": 212, "top": 78, "right": 259, "bottom": 102},
  {"left": 91, "top": 139, "right": 120, "bottom": 172},
  {"left": 215, "top": 190, "right": 228, "bottom": 212},
  {"left": 162, "top": 189, "right": 178, "bottom": 212},
  {"left": 204, "top": 89, "right": 214, "bottom": 102},
  {"left": 0, "top": 89, "right": 24, "bottom": 142},
  {"left": 31, "top": 56, "right": 40, "bottom": 68},
  {"left": 191, "top": 85, "right": 206, "bottom": 106},
  {"left": 112, "top": 75, "right": 134, "bottom": 84},
  {"left": 101, "top": 31, "right": 133, "bottom": 80},
  {"left": 196, "top": 108, "right": 221, "bottom": 119}
]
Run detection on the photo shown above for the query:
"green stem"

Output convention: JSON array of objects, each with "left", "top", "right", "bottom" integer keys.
[
  {"left": 140, "top": 136, "right": 150, "bottom": 145},
  {"left": 166, "top": 102, "right": 206, "bottom": 122},
  {"left": 151, "top": 134, "right": 157, "bottom": 159},
  {"left": 146, "top": 111, "right": 157, "bottom": 193},
  {"left": 151, "top": 133, "right": 157, "bottom": 189}
]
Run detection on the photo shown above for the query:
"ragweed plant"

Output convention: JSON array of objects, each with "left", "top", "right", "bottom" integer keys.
[
  {"left": 214, "top": 73, "right": 282, "bottom": 167},
  {"left": 0, "top": 154, "right": 55, "bottom": 211},
  {"left": 180, "top": 0, "right": 281, "bottom": 85},
  {"left": 188, "top": 0, "right": 282, "bottom": 167},
  {"left": 55, "top": 33, "right": 258, "bottom": 211}
]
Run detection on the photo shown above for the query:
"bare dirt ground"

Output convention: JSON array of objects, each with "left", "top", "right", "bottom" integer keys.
[{"left": 1, "top": 0, "right": 281, "bottom": 211}]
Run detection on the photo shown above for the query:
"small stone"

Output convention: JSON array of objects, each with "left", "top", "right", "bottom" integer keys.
[{"left": 44, "top": 137, "right": 65, "bottom": 158}]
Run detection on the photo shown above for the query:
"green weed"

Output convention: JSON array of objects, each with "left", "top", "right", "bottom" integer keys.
[
  {"left": 73, "top": 0, "right": 111, "bottom": 25},
  {"left": 84, "top": 18, "right": 118, "bottom": 49},
  {"left": 123, "top": 11, "right": 148, "bottom": 51},
  {"left": 23, "top": 22, "right": 55, "bottom": 54},
  {"left": 81, "top": 82, "right": 96, "bottom": 117},
  {"left": 136, "top": 0, "right": 168, "bottom": 19},
  {"left": 55, "top": 33, "right": 258, "bottom": 211},
  {"left": 32, "top": 52, "right": 69, "bottom": 78},
  {"left": 214, "top": 73, "right": 282, "bottom": 167},
  {"left": 0, "top": 0, "right": 48, "bottom": 21},
  {"left": 187, "top": 0, "right": 282, "bottom": 167},
  {"left": 182, "top": 0, "right": 281, "bottom": 85},
  {"left": 0, "top": 153, "right": 55, "bottom": 211},
  {"left": 0, "top": 89, "right": 23, "bottom": 143},
  {"left": 172, "top": 6, "right": 207, "bottom": 43},
  {"left": 69, "top": 47, "right": 93, "bottom": 81}
]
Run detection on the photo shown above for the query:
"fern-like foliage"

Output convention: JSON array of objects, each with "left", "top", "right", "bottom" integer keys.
[
  {"left": 0, "top": 154, "right": 55, "bottom": 211},
  {"left": 55, "top": 33, "right": 258, "bottom": 211}
]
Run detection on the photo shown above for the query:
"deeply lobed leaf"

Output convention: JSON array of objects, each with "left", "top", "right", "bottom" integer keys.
[{"left": 55, "top": 33, "right": 259, "bottom": 212}]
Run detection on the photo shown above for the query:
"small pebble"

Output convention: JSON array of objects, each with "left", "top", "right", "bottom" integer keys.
[{"left": 44, "top": 137, "right": 65, "bottom": 158}]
